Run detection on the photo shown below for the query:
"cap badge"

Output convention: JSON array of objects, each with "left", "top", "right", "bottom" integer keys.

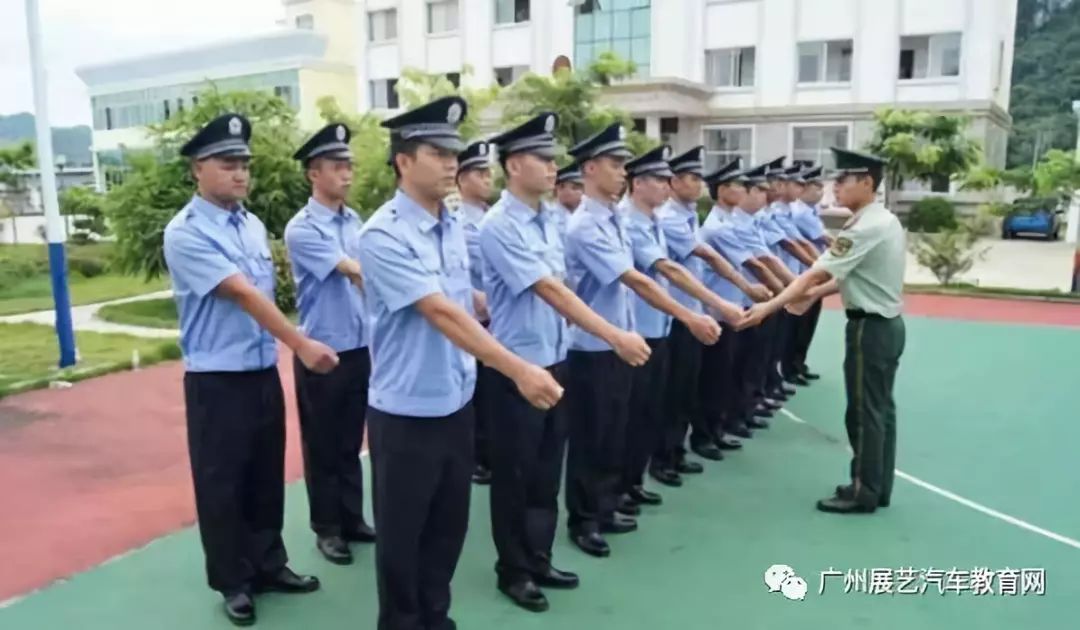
[
  {"left": 545, "top": 115, "right": 555, "bottom": 133},
  {"left": 618, "top": 126, "right": 626, "bottom": 140},
  {"left": 336, "top": 125, "right": 346, "bottom": 141},
  {"left": 447, "top": 102, "right": 462, "bottom": 124},
  {"left": 228, "top": 117, "right": 242, "bottom": 136}
]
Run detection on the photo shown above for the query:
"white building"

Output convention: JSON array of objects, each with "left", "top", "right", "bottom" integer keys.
[
  {"left": 356, "top": 0, "right": 1017, "bottom": 173},
  {"left": 76, "top": 0, "right": 359, "bottom": 188}
]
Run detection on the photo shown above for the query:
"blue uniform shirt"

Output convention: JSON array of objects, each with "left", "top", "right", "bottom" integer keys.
[
  {"left": 357, "top": 189, "right": 477, "bottom": 417},
  {"left": 791, "top": 200, "right": 827, "bottom": 249},
  {"left": 759, "top": 203, "right": 800, "bottom": 273},
  {"left": 460, "top": 201, "right": 487, "bottom": 291},
  {"left": 770, "top": 201, "right": 807, "bottom": 272},
  {"left": 479, "top": 190, "right": 569, "bottom": 368},
  {"left": 699, "top": 206, "right": 754, "bottom": 310},
  {"left": 548, "top": 202, "right": 574, "bottom": 243},
  {"left": 565, "top": 195, "right": 635, "bottom": 352},
  {"left": 621, "top": 199, "right": 673, "bottom": 339},
  {"left": 657, "top": 198, "right": 704, "bottom": 314},
  {"left": 163, "top": 195, "right": 277, "bottom": 372},
  {"left": 284, "top": 198, "right": 368, "bottom": 353}
]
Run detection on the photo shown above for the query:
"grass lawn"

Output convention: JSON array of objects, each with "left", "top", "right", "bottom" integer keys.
[
  {"left": 905, "top": 282, "right": 1080, "bottom": 302},
  {"left": 0, "top": 323, "right": 181, "bottom": 399},
  {"left": 0, "top": 244, "right": 168, "bottom": 315},
  {"left": 97, "top": 298, "right": 179, "bottom": 329}
]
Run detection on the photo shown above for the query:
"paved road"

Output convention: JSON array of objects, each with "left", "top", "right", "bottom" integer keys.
[
  {"left": 904, "top": 238, "right": 1075, "bottom": 291},
  {"left": 0, "top": 291, "right": 177, "bottom": 338}
]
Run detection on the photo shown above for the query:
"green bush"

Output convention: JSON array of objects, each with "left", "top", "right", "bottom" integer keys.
[
  {"left": 67, "top": 256, "right": 107, "bottom": 278},
  {"left": 906, "top": 197, "right": 958, "bottom": 233},
  {"left": 0, "top": 258, "right": 44, "bottom": 291},
  {"left": 270, "top": 239, "right": 295, "bottom": 314}
]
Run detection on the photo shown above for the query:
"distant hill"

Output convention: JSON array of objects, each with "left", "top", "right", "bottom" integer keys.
[{"left": 0, "top": 113, "right": 93, "bottom": 168}]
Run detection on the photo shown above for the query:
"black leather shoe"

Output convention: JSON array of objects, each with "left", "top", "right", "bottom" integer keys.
[
  {"left": 499, "top": 580, "right": 549, "bottom": 612},
  {"left": 754, "top": 406, "right": 775, "bottom": 418},
  {"left": 786, "top": 374, "right": 811, "bottom": 386},
  {"left": 691, "top": 442, "right": 725, "bottom": 461},
  {"left": 600, "top": 513, "right": 638, "bottom": 534},
  {"left": 800, "top": 367, "right": 821, "bottom": 380},
  {"left": 716, "top": 434, "right": 743, "bottom": 450},
  {"left": 317, "top": 535, "right": 353, "bottom": 565},
  {"left": 472, "top": 465, "right": 492, "bottom": 485},
  {"left": 616, "top": 494, "right": 641, "bottom": 516},
  {"left": 629, "top": 485, "right": 662, "bottom": 505},
  {"left": 675, "top": 460, "right": 704, "bottom": 474},
  {"left": 570, "top": 531, "right": 610, "bottom": 557},
  {"left": 769, "top": 390, "right": 790, "bottom": 402},
  {"left": 816, "top": 495, "right": 876, "bottom": 514},
  {"left": 254, "top": 567, "right": 320, "bottom": 594},
  {"left": 532, "top": 565, "right": 580, "bottom": 589},
  {"left": 781, "top": 384, "right": 797, "bottom": 396},
  {"left": 835, "top": 484, "right": 890, "bottom": 507},
  {"left": 746, "top": 417, "right": 770, "bottom": 430},
  {"left": 728, "top": 424, "right": 753, "bottom": 439},
  {"left": 343, "top": 522, "right": 376, "bottom": 543},
  {"left": 223, "top": 592, "right": 255, "bottom": 627},
  {"left": 763, "top": 399, "right": 783, "bottom": 410},
  {"left": 649, "top": 467, "right": 683, "bottom": 487}
]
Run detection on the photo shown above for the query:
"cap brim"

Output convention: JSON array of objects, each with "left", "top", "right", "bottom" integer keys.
[
  {"left": 202, "top": 147, "right": 252, "bottom": 160},
  {"left": 424, "top": 136, "right": 466, "bottom": 153}
]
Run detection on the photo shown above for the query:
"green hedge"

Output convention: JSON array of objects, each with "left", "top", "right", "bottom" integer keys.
[{"left": 906, "top": 197, "right": 958, "bottom": 233}]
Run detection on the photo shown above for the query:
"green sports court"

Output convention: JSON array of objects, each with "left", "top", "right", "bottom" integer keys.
[{"left": 1, "top": 298, "right": 1077, "bottom": 629}]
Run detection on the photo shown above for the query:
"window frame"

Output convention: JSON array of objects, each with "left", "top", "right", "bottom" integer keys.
[
  {"left": 788, "top": 122, "right": 853, "bottom": 170},
  {"left": 898, "top": 32, "right": 963, "bottom": 81},
  {"left": 493, "top": 0, "right": 530, "bottom": 25},
  {"left": 368, "top": 78, "right": 400, "bottom": 110},
  {"left": 367, "top": 8, "right": 399, "bottom": 44},
  {"left": 427, "top": 0, "right": 460, "bottom": 36},
  {"left": 704, "top": 46, "right": 756, "bottom": 89},
  {"left": 796, "top": 39, "right": 854, "bottom": 85},
  {"left": 701, "top": 124, "right": 756, "bottom": 171}
]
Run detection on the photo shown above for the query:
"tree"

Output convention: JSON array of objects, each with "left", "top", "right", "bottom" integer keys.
[
  {"left": 500, "top": 52, "right": 658, "bottom": 164},
  {"left": 864, "top": 108, "right": 981, "bottom": 205},
  {"left": 1007, "top": 0, "right": 1080, "bottom": 167},
  {"left": 59, "top": 186, "right": 109, "bottom": 244},
  {"left": 910, "top": 220, "right": 990, "bottom": 285},
  {"left": 0, "top": 141, "right": 35, "bottom": 243},
  {"left": 105, "top": 89, "right": 309, "bottom": 279}
]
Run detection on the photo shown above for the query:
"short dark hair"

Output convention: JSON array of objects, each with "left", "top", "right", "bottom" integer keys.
[{"left": 390, "top": 139, "right": 425, "bottom": 180}]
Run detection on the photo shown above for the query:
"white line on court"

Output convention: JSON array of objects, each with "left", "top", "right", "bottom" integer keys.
[{"left": 777, "top": 407, "right": 1080, "bottom": 551}]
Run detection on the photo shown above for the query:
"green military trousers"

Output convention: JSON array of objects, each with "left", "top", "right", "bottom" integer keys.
[{"left": 843, "top": 314, "right": 906, "bottom": 507}]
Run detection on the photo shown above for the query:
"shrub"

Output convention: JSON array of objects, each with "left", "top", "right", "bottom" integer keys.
[
  {"left": 906, "top": 197, "right": 957, "bottom": 233},
  {"left": 67, "top": 256, "right": 107, "bottom": 278},
  {"left": 909, "top": 218, "right": 990, "bottom": 285},
  {"left": 269, "top": 239, "right": 295, "bottom": 314}
]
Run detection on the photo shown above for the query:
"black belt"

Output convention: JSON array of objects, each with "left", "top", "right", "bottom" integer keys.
[{"left": 846, "top": 309, "right": 886, "bottom": 320}]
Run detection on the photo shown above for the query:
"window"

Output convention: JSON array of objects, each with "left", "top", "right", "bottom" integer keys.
[
  {"left": 368, "top": 9, "right": 397, "bottom": 42},
  {"left": 574, "top": 0, "right": 651, "bottom": 78},
  {"left": 705, "top": 47, "right": 755, "bottom": 88},
  {"left": 632, "top": 118, "right": 647, "bottom": 134},
  {"left": 703, "top": 127, "right": 752, "bottom": 171},
  {"left": 369, "top": 79, "right": 400, "bottom": 109},
  {"left": 105, "top": 107, "right": 113, "bottom": 131},
  {"left": 191, "top": 96, "right": 198, "bottom": 106},
  {"left": 798, "top": 40, "right": 852, "bottom": 83},
  {"left": 427, "top": 0, "right": 459, "bottom": 34},
  {"left": 163, "top": 100, "right": 171, "bottom": 120},
  {"left": 176, "top": 98, "right": 184, "bottom": 113},
  {"left": 494, "top": 0, "right": 529, "bottom": 24},
  {"left": 494, "top": 65, "right": 529, "bottom": 86},
  {"left": 660, "top": 117, "right": 678, "bottom": 144},
  {"left": 274, "top": 85, "right": 295, "bottom": 107},
  {"left": 899, "top": 33, "right": 962, "bottom": 79},
  {"left": 295, "top": 14, "right": 314, "bottom": 30},
  {"left": 792, "top": 125, "right": 849, "bottom": 169},
  {"left": 445, "top": 72, "right": 461, "bottom": 88}
]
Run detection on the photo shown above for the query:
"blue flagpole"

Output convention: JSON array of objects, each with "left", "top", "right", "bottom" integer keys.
[{"left": 25, "top": 0, "right": 76, "bottom": 367}]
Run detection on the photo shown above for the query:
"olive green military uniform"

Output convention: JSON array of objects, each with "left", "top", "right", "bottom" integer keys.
[{"left": 813, "top": 201, "right": 906, "bottom": 508}]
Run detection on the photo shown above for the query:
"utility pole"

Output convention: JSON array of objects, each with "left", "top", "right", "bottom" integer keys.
[{"left": 25, "top": 0, "right": 76, "bottom": 366}]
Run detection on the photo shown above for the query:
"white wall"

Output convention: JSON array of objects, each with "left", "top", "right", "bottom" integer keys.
[
  {"left": 462, "top": 0, "right": 494, "bottom": 87},
  {"left": 797, "top": 0, "right": 856, "bottom": 41},
  {"left": 425, "top": 35, "right": 463, "bottom": 73},
  {"left": 703, "top": 1, "right": 759, "bottom": 50},
  {"left": 491, "top": 25, "right": 531, "bottom": 69},
  {"left": 900, "top": 0, "right": 965, "bottom": 35}
]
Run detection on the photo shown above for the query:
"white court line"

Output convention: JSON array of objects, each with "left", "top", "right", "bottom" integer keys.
[{"left": 778, "top": 407, "right": 1080, "bottom": 551}]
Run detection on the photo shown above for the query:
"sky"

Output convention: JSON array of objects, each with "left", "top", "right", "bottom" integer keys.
[{"left": 0, "top": 0, "right": 285, "bottom": 127}]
